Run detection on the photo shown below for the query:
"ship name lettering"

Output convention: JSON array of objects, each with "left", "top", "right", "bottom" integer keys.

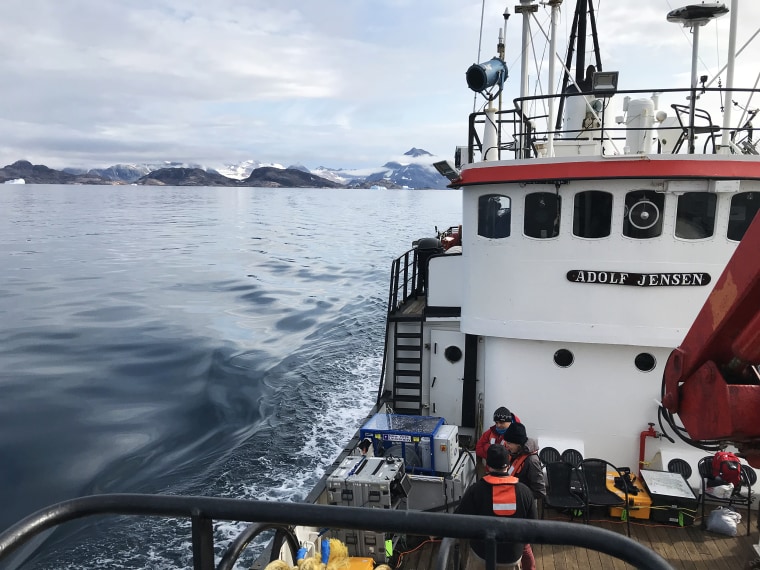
[
  {"left": 573, "top": 271, "right": 629, "bottom": 284},
  {"left": 635, "top": 273, "right": 704, "bottom": 286},
  {"left": 568, "top": 270, "right": 710, "bottom": 287}
]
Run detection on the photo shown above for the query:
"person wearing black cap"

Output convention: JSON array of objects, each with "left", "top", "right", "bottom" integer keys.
[
  {"left": 503, "top": 422, "right": 545, "bottom": 570},
  {"left": 358, "top": 438, "right": 373, "bottom": 456},
  {"left": 475, "top": 406, "right": 523, "bottom": 464},
  {"left": 455, "top": 444, "right": 536, "bottom": 570},
  {"left": 503, "top": 423, "right": 545, "bottom": 500}
]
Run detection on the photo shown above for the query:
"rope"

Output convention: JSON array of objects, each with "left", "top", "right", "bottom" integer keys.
[{"left": 473, "top": 0, "right": 487, "bottom": 113}]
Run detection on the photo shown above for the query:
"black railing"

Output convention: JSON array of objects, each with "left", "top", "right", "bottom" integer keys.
[
  {"left": 387, "top": 249, "right": 418, "bottom": 313},
  {"left": 466, "top": 87, "right": 760, "bottom": 162},
  {"left": 379, "top": 249, "right": 418, "bottom": 403},
  {"left": 0, "top": 494, "right": 673, "bottom": 570}
]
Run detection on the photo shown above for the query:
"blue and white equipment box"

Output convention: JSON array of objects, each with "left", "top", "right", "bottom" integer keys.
[{"left": 360, "top": 413, "right": 447, "bottom": 474}]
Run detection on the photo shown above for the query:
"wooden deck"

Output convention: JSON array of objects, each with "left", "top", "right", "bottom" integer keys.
[
  {"left": 394, "top": 512, "right": 759, "bottom": 569},
  {"left": 397, "top": 296, "right": 425, "bottom": 317}
]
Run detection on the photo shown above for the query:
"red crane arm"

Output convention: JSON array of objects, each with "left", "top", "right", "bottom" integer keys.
[{"left": 662, "top": 213, "right": 760, "bottom": 466}]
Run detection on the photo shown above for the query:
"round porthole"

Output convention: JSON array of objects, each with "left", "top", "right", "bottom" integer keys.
[
  {"left": 553, "top": 349, "right": 574, "bottom": 368},
  {"left": 444, "top": 346, "right": 463, "bottom": 363},
  {"left": 635, "top": 352, "right": 656, "bottom": 372}
]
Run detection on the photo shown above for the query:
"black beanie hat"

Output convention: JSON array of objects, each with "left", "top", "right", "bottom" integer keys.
[
  {"left": 504, "top": 422, "right": 528, "bottom": 446},
  {"left": 486, "top": 444, "right": 509, "bottom": 470},
  {"left": 493, "top": 406, "right": 512, "bottom": 422}
]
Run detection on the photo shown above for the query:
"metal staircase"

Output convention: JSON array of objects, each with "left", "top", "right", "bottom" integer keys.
[{"left": 391, "top": 317, "right": 424, "bottom": 415}]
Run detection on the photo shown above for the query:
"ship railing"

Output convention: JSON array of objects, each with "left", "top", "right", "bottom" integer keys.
[
  {"left": 379, "top": 249, "right": 422, "bottom": 406},
  {"left": 0, "top": 493, "right": 673, "bottom": 570},
  {"left": 387, "top": 248, "right": 418, "bottom": 314},
  {"left": 463, "top": 87, "right": 759, "bottom": 163}
]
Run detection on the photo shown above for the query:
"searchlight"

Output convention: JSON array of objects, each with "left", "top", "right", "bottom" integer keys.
[{"left": 466, "top": 57, "right": 508, "bottom": 100}]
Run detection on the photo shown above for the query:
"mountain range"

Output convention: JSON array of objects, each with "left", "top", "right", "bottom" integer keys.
[{"left": 0, "top": 148, "right": 451, "bottom": 189}]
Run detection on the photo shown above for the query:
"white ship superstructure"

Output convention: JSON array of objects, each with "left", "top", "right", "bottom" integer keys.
[{"left": 383, "top": 0, "right": 760, "bottom": 475}]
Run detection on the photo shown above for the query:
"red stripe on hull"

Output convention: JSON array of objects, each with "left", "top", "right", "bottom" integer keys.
[{"left": 457, "top": 158, "right": 760, "bottom": 186}]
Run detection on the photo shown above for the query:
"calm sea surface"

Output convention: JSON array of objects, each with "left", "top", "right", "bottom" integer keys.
[{"left": 0, "top": 184, "right": 461, "bottom": 569}]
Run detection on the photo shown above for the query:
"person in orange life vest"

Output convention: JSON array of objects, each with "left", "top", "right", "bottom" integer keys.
[
  {"left": 475, "top": 406, "right": 522, "bottom": 463},
  {"left": 455, "top": 444, "right": 536, "bottom": 570},
  {"left": 503, "top": 422, "right": 546, "bottom": 501},
  {"left": 502, "top": 422, "right": 545, "bottom": 570}
]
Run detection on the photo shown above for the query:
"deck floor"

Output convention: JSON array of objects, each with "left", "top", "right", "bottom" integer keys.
[{"left": 395, "top": 511, "right": 759, "bottom": 570}]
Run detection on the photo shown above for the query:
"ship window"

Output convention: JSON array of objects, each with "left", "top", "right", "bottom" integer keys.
[
  {"left": 478, "top": 194, "right": 511, "bottom": 239},
  {"left": 634, "top": 353, "right": 656, "bottom": 372},
  {"left": 444, "top": 345, "right": 463, "bottom": 363},
  {"left": 524, "top": 192, "right": 561, "bottom": 238},
  {"left": 623, "top": 190, "right": 664, "bottom": 239},
  {"left": 573, "top": 191, "right": 612, "bottom": 238},
  {"left": 553, "top": 349, "right": 574, "bottom": 368},
  {"left": 728, "top": 192, "right": 760, "bottom": 241},
  {"left": 675, "top": 192, "right": 716, "bottom": 239}
]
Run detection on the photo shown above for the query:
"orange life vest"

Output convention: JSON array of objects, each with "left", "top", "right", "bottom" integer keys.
[
  {"left": 482, "top": 475, "right": 519, "bottom": 516},
  {"left": 507, "top": 451, "right": 537, "bottom": 477}
]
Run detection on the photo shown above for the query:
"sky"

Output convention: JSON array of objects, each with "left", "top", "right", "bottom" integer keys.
[{"left": 0, "top": 0, "right": 758, "bottom": 171}]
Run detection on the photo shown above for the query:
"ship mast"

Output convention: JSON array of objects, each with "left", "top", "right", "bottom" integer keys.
[
  {"left": 554, "top": 0, "right": 603, "bottom": 131},
  {"left": 719, "top": 0, "right": 739, "bottom": 153},
  {"left": 546, "top": 0, "right": 563, "bottom": 158},
  {"left": 515, "top": 0, "right": 538, "bottom": 157}
]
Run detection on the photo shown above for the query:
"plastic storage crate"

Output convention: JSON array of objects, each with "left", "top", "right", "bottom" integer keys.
[
  {"left": 606, "top": 472, "right": 652, "bottom": 520},
  {"left": 326, "top": 456, "right": 407, "bottom": 509},
  {"left": 326, "top": 455, "right": 407, "bottom": 561},
  {"left": 640, "top": 469, "right": 698, "bottom": 526}
]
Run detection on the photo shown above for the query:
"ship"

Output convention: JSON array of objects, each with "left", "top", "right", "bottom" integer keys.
[{"left": 1, "top": 1, "right": 760, "bottom": 569}]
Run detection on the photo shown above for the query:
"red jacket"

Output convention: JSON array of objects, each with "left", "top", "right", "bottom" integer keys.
[{"left": 475, "top": 415, "right": 522, "bottom": 460}]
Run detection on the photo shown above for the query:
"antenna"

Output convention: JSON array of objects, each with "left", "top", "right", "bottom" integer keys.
[{"left": 667, "top": 3, "right": 729, "bottom": 153}]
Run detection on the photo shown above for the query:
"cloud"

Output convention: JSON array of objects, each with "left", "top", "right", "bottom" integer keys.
[{"left": 0, "top": 1, "right": 757, "bottom": 170}]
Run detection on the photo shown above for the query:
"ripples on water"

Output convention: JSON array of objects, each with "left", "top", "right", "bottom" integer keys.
[{"left": 0, "top": 185, "right": 461, "bottom": 569}]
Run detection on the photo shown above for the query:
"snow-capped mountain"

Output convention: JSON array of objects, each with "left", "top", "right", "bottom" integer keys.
[
  {"left": 60, "top": 148, "right": 450, "bottom": 189},
  {"left": 403, "top": 147, "right": 434, "bottom": 158},
  {"left": 308, "top": 149, "right": 449, "bottom": 189},
  {"left": 310, "top": 167, "right": 362, "bottom": 185},
  {"left": 209, "top": 148, "right": 448, "bottom": 188},
  {"left": 64, "top": 162, "right": 207, "bottom": 183},
  {"left": 216, "top": 159, "right": 285, "bottom": 180},
  {"left": 361, "top": 161, "right": 444, "bottom": 190}
]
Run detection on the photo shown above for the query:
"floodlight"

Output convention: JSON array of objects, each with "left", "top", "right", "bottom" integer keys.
[
  {"left": 591, "top": 71, "right": 619, "bottom": 95},
  {"left": 433, "top": 160, "right": 460, "bottom": 182}
]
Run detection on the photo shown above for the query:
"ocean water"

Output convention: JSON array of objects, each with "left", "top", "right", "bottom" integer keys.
[{"left": 0, "top": 184, "right": 461, "bottom": 569}]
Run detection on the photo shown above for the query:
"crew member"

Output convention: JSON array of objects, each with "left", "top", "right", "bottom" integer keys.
[
  {"left": 475, "top": 406, "right": 522, "bottom": 462},
  {"left": 455, "top": 444, "right": 536, "bottom": 570},
  {"left": 503, "top": 422, "right": 545, "bottom": 570},
  {"left": 358, "top": 438, "right": 373, "bottom": 456}
]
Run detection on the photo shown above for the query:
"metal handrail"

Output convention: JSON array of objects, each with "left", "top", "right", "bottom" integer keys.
[
  {"left": 379, "top": 248, "right": 421, "bottom": 404},
  {"left": 387, "top": 249, "right": 417, "bottom": 313},
  {"left": 0, "top": 494, "right": 673, "bottom": 570},
  {"left": 218, "top": 523, "right": 298, "bottom": 570},
  {"left": 467, "top": 86, "right": 760, "bottom": 161}
]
